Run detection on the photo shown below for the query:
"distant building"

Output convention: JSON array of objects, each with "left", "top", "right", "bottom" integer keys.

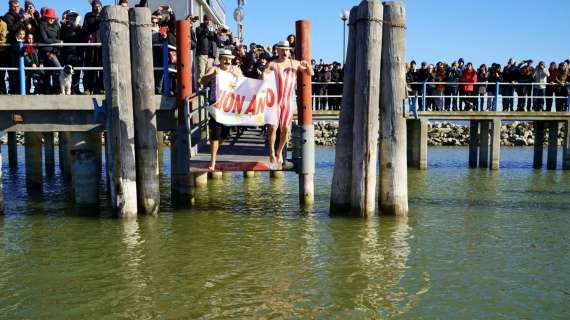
[{"left": 145, "top": 0, "right": 226, "bottom": 25}]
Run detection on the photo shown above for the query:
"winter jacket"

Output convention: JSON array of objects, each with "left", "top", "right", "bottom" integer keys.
[
  {"left": 82, "top": 11, "right": 101, "bottom": 42},
  {"left": 3, "top": 11, "right": 20, "bottom": 40},
  {"left": 60, "top": 24, "right": 83, "bottom": 65},
  {"left": 460, "top": 68, "right": 477, "bottom": 92},
  {"left": 195, "top": 24, "right": 216, "bottom": 57},
  {"left": 533, "top": 68, "right": 549, "bottom": 89},
  {"left": 38, "top": 20, "right": 60, "bottom": 57}
]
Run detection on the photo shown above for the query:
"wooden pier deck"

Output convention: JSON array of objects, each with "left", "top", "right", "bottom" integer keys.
[{"left": 188, "top": 128, "right": 294, "bottom": 172}]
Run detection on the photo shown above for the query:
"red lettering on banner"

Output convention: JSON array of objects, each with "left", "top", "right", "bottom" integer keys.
[
  {"left": 213, "top": 90, "right": 227, "bottom": 110},
  {"left": 257, "top": 94, "right": 266, "bottom": 115},
  {"left": 233, "top": 95, "right": 246, "bottom": 114},
  {"left": 265, "top": 88, "right": 275, "bottom": 108},
  {"left": 245, "top": 95, "right": 257, "bottom": 114},
  {"left": 223, "top": 93, "right": 235, "bottom": 112}
]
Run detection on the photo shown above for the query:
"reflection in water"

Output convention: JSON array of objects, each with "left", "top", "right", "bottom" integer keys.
[{"left": 1, "top": 147, "right": 570, "bottom": 318}]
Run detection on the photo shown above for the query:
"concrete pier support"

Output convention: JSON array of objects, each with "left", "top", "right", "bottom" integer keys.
[
  {"left": 490, "top": 119, "right": 501, "bottom": 170},
  {"left": 209, "top": 171, "right": 223, "bottom": 180},
  {"left": 0, "top": 151, "right": 3, "bottom": 212},
  {"left": 58, "top": 132, "right": 73, "bottom": 180},
  {"left": 24, "top": 132, "right": 43, "bottom": 189},
  {"left": 469, "top": 121, "right": 479, "bottom": 168},
  {"left": 71, "top": 132, "right": 99, "bottom": 206},
  {"left": 194, "top": 173, "right": 208, "bottom": 188},
  {"left": 7, "top": 132, "right": 17, "bottom": 168},
  {"left": 533, "top": 121, "right": 544, "bottom": 169},
  {"left": 479, "top": 121, "right": 490, "bottom": 168},
  {"left": 407, "top": 119, "right": 428, "bottom": 169},
  {"left": 244, "top": 171, "right": 255, "bottom": 179},
  {"left": 43, "top": 132, "right": 55, "bottom": 174},
  {"left": 563, "top": 120, "right": 570, "bottom": 170},
  {"left": 547, "top": 121, "right": 559, "bottom": 170}
]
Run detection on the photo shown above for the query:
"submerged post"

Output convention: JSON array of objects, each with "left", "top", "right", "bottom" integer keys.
[
  {"left": 59, "top": 132, "right": 73, "bottom": 180},
  {"left": 533, "top": 121, "right": 544, "bottom": 169},
  {"left": 479, "top": 121, "right": 490, "bottom": 168},
  {"left": 24, "top": 132, "right": 43, "bottom": 189},
  {"left": 547, "top": 121, "right": 559, "bottom": 170},
  {"left": 130, "top": 7, "right": 160, "bottom": 215},
  {"left": 296, "top": 20, "right": 315, "bottom": 206},
  {"left": 101, "top": 6, "right": 138, "bottom": 218},
  {"left": 43, "top": 132, "right": 55, "bottom": 173},
  {"left": 563, "top": 120, "right": 570, "bottom": 170},
  {"left": 7, "top": 132, "right": 17, "bottom": 168},
  {"left": 379, "top": 1, "right": 408, "bottom": 216},
  {"left": 71, "top": 132, "right": 99, "bottom": 207},
  {"left": 490, "top": 119, "right": 501, "bottom": 170},
  {"left": 330, "top": 7, "right": 357, "bottom": 213},
  {"left": 171, "top": 19, "right": 194, "bottom": 206},
  {"left": 351, "top": 0, "right": 383, "bottom": 216},
  {"left": 469, "top": 121, "right": 479, "bottom": 168}
]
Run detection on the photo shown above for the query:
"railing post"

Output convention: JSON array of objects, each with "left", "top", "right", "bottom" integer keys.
[
  {"left": 18, "top": 40, "right": 25, "bottom": 95},
  {"left": 162, "top": 40, "right": 170, "bottom": 95},
  {"left": 530, "top": 83, "right": 534, "bottom": 111},
  {"left": 421, "top": 80, "right": 426, "bottom": 111},
  {"left": 495, "top": 81, "right": 499, "bottom": 111}
]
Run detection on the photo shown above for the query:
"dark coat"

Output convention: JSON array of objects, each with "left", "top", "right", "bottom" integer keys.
[
  {"left": 60, "top": 24, "right": 83, "bottom": 65},
  {"left": 38, "top": 20, "right": 60, "bottom": 57},
  {"left": 195, "top": 24, "right": 216, "bottom": 57}
]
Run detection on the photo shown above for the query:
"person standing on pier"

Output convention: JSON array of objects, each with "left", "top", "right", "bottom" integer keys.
[
  {"left": 264, "top": 40, "right": 314, "bottom": 166},
  {"left": 200, "top": 49, "right": 242, "bottom": 171}
]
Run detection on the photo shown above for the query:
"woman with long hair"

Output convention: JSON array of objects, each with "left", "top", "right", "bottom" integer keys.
[{"left": 555, "top": 62, "right": 569, "bottom": 112}]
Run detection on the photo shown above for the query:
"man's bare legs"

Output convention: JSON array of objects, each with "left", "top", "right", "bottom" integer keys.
[
  {"left": 209, "top": 139, "right": 223, "bottom": 171},
  {"left": 269, "top": 125, "right": 277, "bottom": 163}
]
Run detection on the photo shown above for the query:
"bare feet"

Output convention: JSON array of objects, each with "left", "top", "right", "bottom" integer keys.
[
  {"left": 276, "top": 154, "right": 284, "bottom": 168},
  {"left": 208, "top": 163, "right": 215, "bottom": 171},
  {"left": 269, "top": 153, "right": 276, "bottom": 164}
]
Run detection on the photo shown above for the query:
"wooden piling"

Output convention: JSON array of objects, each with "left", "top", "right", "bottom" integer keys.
[
  {"left": 350, "top": 0, "right": 383, "bottom": 216},
  {"left": 490, "top": 119, "right": 501, "bottom": 170},
  {"left": 533, "top": 121, "right": 544, "bottom": 169},
  {"left": 469, "top": 121, "right": 479, "bottom": 168},
  {"left": 130, "top": 7, "right": 159, "bottom": 215},
  {"left": 24, "top": 132, "right": 43, "bottom": 189},
  {"left": 171, "top": 20, "right": 194, "bottom": 205},
  {"left": 563, "top": 120, "right": 570, "bottom": 170},
  {"left": 58, "top": 132, "right": 73, "bottom": 180},
  {"left": 7, "top": 132, "right": 17, "bottom": 168},
  {"left": 479, "top": 121, "right": 490, "bottom": 168},
  {"left": 0, "top": 151, "right": 3, "bottom": 213},
  {"left": 547, "top": 121, "right": 558, "bottom": 170},
  {"left": 296, "top": 20, "right": 315, "bottom": 206},
  {"left": 270, "top": 171, "right": 284, "bottom": 179},
  {"left": 101, "top": 6, "right": 138, "bottom": 218},
  {"left": 71, "top": 132, "right": 99, "bottom": 206},
  {"left": 209, "top": 171, "right": 223, "bottom": 180},
  {"left": 43, "top": 132, "right": 55, "bottom": 173},
  {"left": 379, "top": 1, "right": 408, "bottom": 216},
  {"left": 194, "top": 173, "right": 208, "bottom": 188},
  {"left": 244, "top": 171, "right": 255, "bottom": 179},
  {"left": 330, "top": 7, "right": 357, "bottom": 213}
]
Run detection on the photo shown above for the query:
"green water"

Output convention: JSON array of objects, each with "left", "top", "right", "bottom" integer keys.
[{"left": 1, "top": 146, "right": 569, "bottom": 319}]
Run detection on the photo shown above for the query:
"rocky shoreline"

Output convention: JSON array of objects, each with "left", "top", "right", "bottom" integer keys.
[{"left": 314, "top": 121, "right": 567, "bottom": 147}]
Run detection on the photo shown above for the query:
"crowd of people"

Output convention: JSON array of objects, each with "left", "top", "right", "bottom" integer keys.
[{"left": 406, "top": 58, "right": 570, "bottom": 112}]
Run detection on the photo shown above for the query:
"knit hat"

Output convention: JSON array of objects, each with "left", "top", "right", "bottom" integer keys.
[
  {"left": 8, "top": 0, "right": 19, "bottom": 6},
  {"left": 91, "top": 0, "right": 102, "bottom": 6},
  {"left": 24, "top": 1, "right": 33, "bottom": 8}
]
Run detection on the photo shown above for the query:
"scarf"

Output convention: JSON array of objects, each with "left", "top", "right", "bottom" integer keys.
[{"left": 24, "top": 43, "right": 35, "bottom": 56}]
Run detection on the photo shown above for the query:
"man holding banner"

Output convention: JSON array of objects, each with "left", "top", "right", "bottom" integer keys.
[
  {"left": 200, "top": 49, "right": 243, "bottom": 171},
  {"left": 265, "top": 40, "right": 314, "bottom": 166}
]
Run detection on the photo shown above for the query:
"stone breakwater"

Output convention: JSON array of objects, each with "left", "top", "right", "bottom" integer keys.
[{"left": 314, "top": 121, "right": 567, "bottom": 147}]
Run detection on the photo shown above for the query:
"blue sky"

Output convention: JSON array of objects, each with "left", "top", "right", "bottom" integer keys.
[{"left": 12, "top": 0, "right": 570, "bottom": 65}]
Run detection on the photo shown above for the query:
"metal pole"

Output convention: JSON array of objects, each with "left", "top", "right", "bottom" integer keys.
[
  {"left": 422, "top": 81, "right": 426, "bottom": 111},
  {"left": 296, "top": 20, "right": 315, "bottom": 206},
  {"left": 162, "top": 40, "right": 170, "bottom": 95},
  {"left": 342, "top": 20, "right": 346, "bottom": 64},
  {"left": 495, "top": 81, "right": 499, "bottom": 111},
  {"left": 18, "top": 40, "right": 25, "bottom": 95}
]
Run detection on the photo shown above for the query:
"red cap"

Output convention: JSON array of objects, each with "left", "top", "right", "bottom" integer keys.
[{"left": 43, "top": 8, "right": 56, "bottom": 19}]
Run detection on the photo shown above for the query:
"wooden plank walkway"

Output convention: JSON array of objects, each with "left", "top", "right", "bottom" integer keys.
[{"left": 189, "top": 128, "right": 295, "bottom": 173}]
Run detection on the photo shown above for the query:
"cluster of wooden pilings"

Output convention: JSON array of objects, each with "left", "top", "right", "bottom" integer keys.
[{"left": 331, "top": 0, "right": 408, "bottom": 217}]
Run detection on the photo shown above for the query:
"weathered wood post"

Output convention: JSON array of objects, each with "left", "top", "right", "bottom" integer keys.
[
  {"left": 533, "top": 121, "right": 544, "bottom": 169},
  {"left": 469, "top": 121, "right": 479, "bottom": 168},
  {"left": 547, "top": 121, "right": 559, "bottom": 170},
  {"left": 351, "top": 0, "right": 383, "bottom": 216},
  {"left": 490, "top": 119, "right": 501, "bottom": 170},
  {"left": 296, "top": 20, "right": 315, "bottom": 206},
  {"left": 43, "top": 132, "right": 55, "bottom": 173},
  {"left": 129, "top": 7, "right": 160, "bottom": 215},
  {"left": 24, "top": 132, "right": 43, "bottom": 189},
  {"left": 479, "top": 121, "right": 490, "bottom": 168},
  {"left": 563, "top": 120, "right": 570, "bottom": 170},
  {"left": 7, "top": 132, "right": 17, "bottom": 168},
  {"left": 71, "top": 132, "right": 99, "bottom": 206},
  {"left": 59, "top": 132, "right": 73, "bottom": 180},
  {"left": 171, "top": 19, "right": 194, "bottom": 205},
  {"left": 101, "top": 6, "right": 138, "bottom": 218},
  {"left": 330, "top": 7, "right": 357, "bottom": 213},
  {"left": 407, "top": 119, "right": 428, "bottom": 169},
  {"left": 379, "top": 1, "right": 408, "bottom": 216}
]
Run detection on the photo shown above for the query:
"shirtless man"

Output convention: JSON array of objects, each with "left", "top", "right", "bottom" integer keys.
[
  {"left": 264, "top": 40, "right": 314, "bottom": 166},
  {"left": 200, "top": 49, "right": 242, "bottom": 171}
]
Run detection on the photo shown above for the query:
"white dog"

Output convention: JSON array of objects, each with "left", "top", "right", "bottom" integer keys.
[{"left": 59, "top": 65, "right": 74, "bottom": 95}]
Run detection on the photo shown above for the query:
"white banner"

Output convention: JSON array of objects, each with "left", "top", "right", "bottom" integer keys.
[{"left": 209, "top": 70, "right": 279, "bottom": 126}]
